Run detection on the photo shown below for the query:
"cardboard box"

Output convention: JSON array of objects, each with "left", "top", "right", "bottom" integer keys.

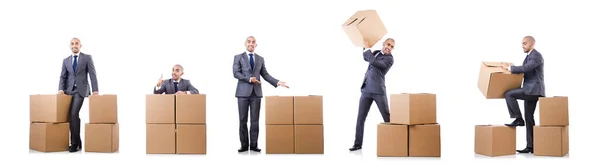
[
  {"left": 539, "top": 96, "right": 569, "bottom": 126},
  {"left": 146, "top": 94, "right": 175, "bottom": 124},
  {"left": 342, "top": 9, "right": 387, "bottom": 48},
  {"left": 534, "top": 126, "right": 569, "bottom": 157},
  {"left": 85, "top": 123, "right": 119, "bottom": 153},
  {"left": 176, "top": 124, "right": 207, "bottom": 154},
  {"left": 176, "top": 94, "right": 206, "bottom": 124},
  {"left": 390, "top": 93, "right": 436, "bottom": 125},
  {"left": 377, "top": 123, "right": 408, "bottom": 157},
  {"left": 29, "top": 122, "right": 69, "bottom": 152},
  {"left": 265, "top": 96, "right": 294, "bottom": 125},
  {"left": 294, "top": 125, "right": 324, "bottom": 154},
  {"left": 30, "top": 94, "right": 71, "bottom": 123},
  {"left": 293, "top": 95, "right": 323, "bottom": 125},
  {"left": 266, "top": 125, "right": 294, "bottom": 154},
  {"left": 89, "top": 94, "right": 118, "bottom": 124},
  {"left": 477, "top": 62, "right": 524, "bottom": 99},
  {"left": 474, "top": 125, "right": 516, "bottom": 157},
  {"left": 409, "top": 124, "right": 441, "bottom": 157},
  {"left": 146, "top": 124, "right": 176, "bottom": 154}
]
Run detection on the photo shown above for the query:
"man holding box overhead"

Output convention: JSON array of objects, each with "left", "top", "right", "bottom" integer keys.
[
  {"left": 154, "top": 64, "right": 199, "bottom": 94},
  {"left": 232, "top": 36, "right": 289, "bottom": 153},
  {"left": 57, "top": 37, "right": 99, "bottom": 152},
  {"left": 350, "top": 38, "right": 395, "bottom": 151},
  {"left": 501, "top": 36, "right": 545, "bottom": 154}
]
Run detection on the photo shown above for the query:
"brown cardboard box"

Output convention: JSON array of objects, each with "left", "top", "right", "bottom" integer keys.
[
  {"left": 266, "top": 125, "right": 294, "bottom": 154},
  {"left": 265, "top": 96, "right": 294, "bottom": 125},
  {"left": 534, "top": 126, "right": 569, "bottom": 157},
  {"left": 409, "top": 124, "right": 440, "bottom": 157},
  {"left": 342, "top": 9, "right": 387, "bottom": 48},
  {"left": 390, "top": 93, "right": 436, "bottom": 125},
  {"left": 474, "top": 125, "right": 516, "bottom": 157},
  {"left": 30, "top": 94, "right": 71, "bottom": 123},
  {"left": 293, "top": 95, "right": 323, "bottom": 125},
  {"left": 89, "top": 94, "right": 118, "bottom": 124},
  {"left": 176, "top": 94, "right": 206, "bottom": 124},
  {"left": 477, "top": 62, "right": 524, "bottom": 99},
  {"left": 377, "top": 123, "right": 408, "bottom": 157},
  {"left": 85, "top": 123, "right": 119, "bottom": 153},
  {"left": 539, "top": 96, "right": 569, "bottom": 126},
  {"left": 146, "top": 124, "right": 176, "bottom": 154},
  {"left": 29, "top": 122, "right": 69, "bottom": 152},
  {"left": 294, "top": 125, "right": 324, "bottom": 154},
  {"left": 146, "top": 94, "right": 175, "bottom": 124},
  {"left": 176, "top": 124, "right": 206, "bottom": 154}
]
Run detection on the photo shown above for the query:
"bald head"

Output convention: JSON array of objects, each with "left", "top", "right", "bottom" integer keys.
[
  {"left": 522, "top": 36, "right": 535, "bottom": 53},
  {"left": 171, "top": 64, "right": 184, "bottom": 80},
  {"left": 245, "top": 36, "right": 257, "bottom": 52},
  {"left": 70, "top": 37, "right": 82, "bottom": 54},
  {"left": 381, "top": 38, "right": 396, "bottom": 55}
]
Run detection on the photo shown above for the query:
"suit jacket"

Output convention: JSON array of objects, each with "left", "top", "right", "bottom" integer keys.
[
  {"left": 233, "top": 52, "right": 279, "bottom": 98},
  {"left": 59, "top": 52, "right": 99, "bottom": 97},
  {"left": 361, "top": 50, "right": 394, "bottom": 94},
  {"left": 153, "top": 78, "right": 199, "bottom": 94},
  {"left": 510, "top": 49, "right": 546, "bottom": 97}
]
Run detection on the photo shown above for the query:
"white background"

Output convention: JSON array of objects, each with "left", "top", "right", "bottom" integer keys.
[{"left": 1, "top": 0, "right": 598, "bottom": 163}]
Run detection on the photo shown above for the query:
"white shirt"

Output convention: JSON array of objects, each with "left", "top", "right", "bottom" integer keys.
[
  {"left": 155, "top": 79, "right": 191, "bottom": 94},
  {"left": 246, "top": 51, "right": 256, "bottom": 83},
  {"left": 72, "top": 52, "right": 80, "bottom": 64}
]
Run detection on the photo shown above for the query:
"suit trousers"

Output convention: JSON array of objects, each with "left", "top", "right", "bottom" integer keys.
[
  {"left": 505, "top": 88, "right": 541, "bottom": 148},
  {"left": 237, "top": 91, "right": 261, "bottom": 148},
  {"left": 353, "top": 91, "right": 391, "bottom": 147},
  {"left": 67, "top": 87, "right": 85, "bottom": 146}
]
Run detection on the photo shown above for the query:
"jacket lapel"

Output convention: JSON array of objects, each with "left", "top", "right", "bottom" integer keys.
[
  {"left": 66, "top": 56, "right": 74, "bottom": 73},
  {"left": 253, "top": 54, "right": 261, "bottom": 75}
]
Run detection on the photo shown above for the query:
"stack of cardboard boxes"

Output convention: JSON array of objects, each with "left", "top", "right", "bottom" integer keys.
[
  {"left": 474, "top": 61, "right": 524, "bottom": 157},
  {"left": 29, "top": 94, "right": 71, "bottom": 152},
  {"left": 146, "top": 94, "right": 206, "bottom": 154},
  {"left": 85, "top": 94, "right": 119, "bottom": 153},
  {"left": 265, "top": 95, "right": 324, "bottom": 154},
  {"left": 377, "top": 93, "right": 441, "bottom": 157},
  {"left": 534, "top": 96, "right": 569, "bottom": 157}
]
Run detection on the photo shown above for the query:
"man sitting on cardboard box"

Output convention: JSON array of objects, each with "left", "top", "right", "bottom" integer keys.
[
  {"left": 501, "top": 36, "right": 546, "bottom": 154},
  {"left": 350, "top": 38, "right": 395, "bottom": 151},
  {"left": 154, "top": 64, "right": 199, "bottom": 94}
]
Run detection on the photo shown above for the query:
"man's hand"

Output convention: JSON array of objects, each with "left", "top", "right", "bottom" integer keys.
[
  {"left": 58, "top": 90, "right": 65, "bottom": 95},
  {"left": 250, "top": 77, "right": 262, "bottom": 84},
  {"left": 92, "top": 92, "right": 99, "bottom": 96},
  {"left": 362, "top": 38, "right": 371, "bottom": 49},
  {"left": 501, "top": 63, "right": 511, "bottom": 70},
  {"left": 277, "top": 81, "right": 289, "bottom": 88},
  {"left": 176, "top": 91, "right": 187, "bottom": 95},
  {"left": 156, "top": 74, "right": 164, "bottom": 87}
]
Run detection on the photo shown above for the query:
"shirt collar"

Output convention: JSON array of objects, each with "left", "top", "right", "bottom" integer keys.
[
  {"left": 246, "top": 51, "right": 255, "bottom": 56},
  {"left": 72, "top": 52, "right": 81, "bottom": 57}
]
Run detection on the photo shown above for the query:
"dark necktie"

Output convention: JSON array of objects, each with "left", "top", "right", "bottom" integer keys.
[
  {"left": 249, "top": 53, "right": 255, "bottom": 70},
  {"left": 73, "top": 55, "right": 78, "bottom": 72},
  {"left": 174, "top": 82, "right": 179, "bottom": 92}
]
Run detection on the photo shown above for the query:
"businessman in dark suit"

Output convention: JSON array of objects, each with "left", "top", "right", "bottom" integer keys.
[
  {"left": 58, "top": 38, "right": 99, "bottom": 152},
  {"left": 501, "top": 36, "right": 545, "bottom": 154},
  {"left": 349, "top": 38, "right": 395, "bottom": 151},
  {"left": 154, "top": 64, "right": 199, "bottom": 94},
  {"left": 233, "top": 36, "right": 289, "bottom": 153}
]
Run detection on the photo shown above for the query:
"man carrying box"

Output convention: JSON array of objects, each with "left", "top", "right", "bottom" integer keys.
[
  {"left": 501, "top": 36, "right": 546, "bottom": 154},
  {"left": 350, "top": 38, "right": 395, "bottom": 151},
  {"left": 232, "top": 36, "right": 289, "bottom": 153},
  {"left": 57, "top": 37, "right": 100, "bottom": 152},
  {"left": 154, "top": 64, "right": 199, "bottom": 94}
]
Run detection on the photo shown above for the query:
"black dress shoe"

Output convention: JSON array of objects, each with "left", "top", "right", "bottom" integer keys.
[
  {"left": 349, "top": 145, "right": 362, "bottom": 151},
  {"left": 505, "top": 118, "right": 525, "bottom": 127},
  {"left": 238, "top": 147, "right": 249, "bottom": 152},
  {"left": 250, "top": 147, "right": 261, "bottom": 152},
  {"left": 517, "top": 147, "right": 533, "bottom": 153},
  {"left": 68, "top": 145, "right": 81, "bottom": 152}
]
